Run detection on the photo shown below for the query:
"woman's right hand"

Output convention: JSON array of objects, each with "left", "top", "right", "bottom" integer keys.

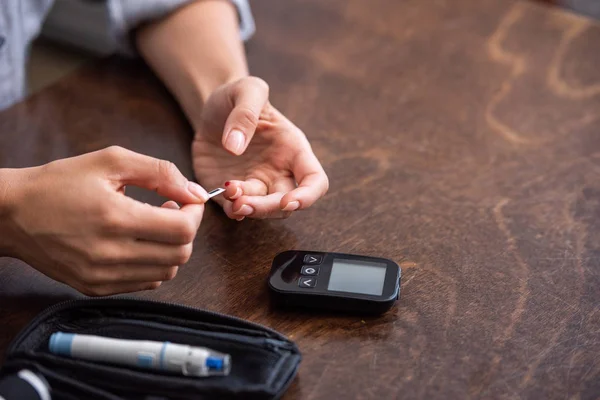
[{"left": 0, "top": 146, "right": 208, "bottom": 296}]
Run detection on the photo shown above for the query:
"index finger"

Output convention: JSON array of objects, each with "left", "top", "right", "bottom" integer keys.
[
  {"left": 280, "top": 151, "right": 329, "bottom": 211},
  {"left": 118, "top": 197, "right": 204, "bottom": 244},
  {"left": 103, "top": 146, "right": 208, "bottom": 204}
]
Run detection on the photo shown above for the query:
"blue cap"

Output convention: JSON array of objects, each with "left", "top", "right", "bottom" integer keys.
[
  {"left": 206, "top": 356, "right": 224, "bottom": 370},
  {"left": 49, "top": 332, "right": 74, "bottom": 356}
]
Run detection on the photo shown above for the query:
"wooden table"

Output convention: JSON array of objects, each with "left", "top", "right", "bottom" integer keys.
[{"left": 2, "top": 0, "right": 600, "bottom": 398}]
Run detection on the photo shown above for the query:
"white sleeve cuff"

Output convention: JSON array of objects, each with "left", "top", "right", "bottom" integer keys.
[
  {"left": 108, "top": 0, "right": 255, "bottom": 55},
  {"left": 231, "top": 0, "right": 255, "bottom": 42}
]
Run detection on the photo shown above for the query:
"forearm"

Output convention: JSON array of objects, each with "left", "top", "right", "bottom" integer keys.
[{"left": 135, "top": 0, "right": 248, "bottom": 129}]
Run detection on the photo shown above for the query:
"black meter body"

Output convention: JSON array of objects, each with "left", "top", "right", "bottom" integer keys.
[{"left": 268, "top": 250, "right": 401, "bottom": 314}]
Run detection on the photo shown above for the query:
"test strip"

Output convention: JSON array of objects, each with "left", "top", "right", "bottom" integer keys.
[{"left": 207, "top": 187, "right": 225, "bottom": 199}]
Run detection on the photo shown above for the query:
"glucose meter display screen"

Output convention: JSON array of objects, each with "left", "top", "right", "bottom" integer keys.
[{"left": 327, "top": 259, "right": 387, "bottom": 296}]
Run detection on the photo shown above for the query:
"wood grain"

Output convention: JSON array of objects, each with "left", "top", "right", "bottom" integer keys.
[{"left": 1, "top": 0, "right": 600, "bottom": 398}]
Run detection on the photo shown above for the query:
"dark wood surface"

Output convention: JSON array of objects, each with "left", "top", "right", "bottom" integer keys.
[{"left": 2, "top": 0, "right": 600, "bottom": 398}]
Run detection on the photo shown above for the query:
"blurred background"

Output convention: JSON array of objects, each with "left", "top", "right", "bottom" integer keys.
[
  {"left": 29, "top": 0, "right": 600, "bottom": 95},
  {"left": 541, "top": 0, "right": 600, "bottom": 17},
  {"left": 28, "top": 0, "right": 111, "bottom": 94}
]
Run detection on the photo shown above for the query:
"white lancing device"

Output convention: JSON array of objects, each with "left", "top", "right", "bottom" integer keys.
[{"left": 49, "top": 332, "right": 230, "bottom": 377}]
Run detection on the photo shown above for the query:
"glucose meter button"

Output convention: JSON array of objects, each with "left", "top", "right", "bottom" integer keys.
[
  {"left": 301, "top": 266, "right": 319, "bottom": 276},
  {"left": 298, "top": 277, "right": 317, "bottom": 288},
  {"left": 303, "top": 254, "right": 323, "bottom": 265}
]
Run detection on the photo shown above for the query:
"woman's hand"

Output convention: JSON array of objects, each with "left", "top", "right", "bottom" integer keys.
[
  {"left": 134, "top": 1, "right": 328, "bottom": 219},
  {"left": 192, "top": 77, "right": 329, "bottom": 220},
  {"left": 0, "top": 146, "right": 208, "bottom": 296}
]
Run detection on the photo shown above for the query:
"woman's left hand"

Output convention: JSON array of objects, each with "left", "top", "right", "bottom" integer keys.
[{"left": 192, "top": 77, "right": 329, "bottom": 220}]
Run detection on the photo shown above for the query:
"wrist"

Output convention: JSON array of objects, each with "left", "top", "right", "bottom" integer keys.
[
  {"left": 134, "top": 0, "right": 249, "bottom": 132},
  {"left": 0, "top": 168, "right": 21, "bottom": 257},
  {"left": 0, "top": 166, "right": 40, "bottom": 258}
]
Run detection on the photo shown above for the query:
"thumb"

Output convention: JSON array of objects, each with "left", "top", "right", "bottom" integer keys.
[
  {"left": 222, "top": 77, "right": 269, "bottom": 155},
  {"left": 103, "top": 146, "right": 209, "bottom": 204}
]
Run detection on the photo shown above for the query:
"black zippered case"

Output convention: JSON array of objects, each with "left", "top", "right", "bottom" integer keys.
[{"left": 1, "top": 298, "right": 301, "bottom": 400}]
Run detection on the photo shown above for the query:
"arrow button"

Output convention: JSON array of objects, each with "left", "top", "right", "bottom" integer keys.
[
  {"left": 303, "top": 254, "right": 323, "bottom": 265},
  {"left": 299, "top": 277, "right": 317, "bottom": 288}
]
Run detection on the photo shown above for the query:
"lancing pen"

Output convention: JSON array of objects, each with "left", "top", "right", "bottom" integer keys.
[{"left": 49, "top": 332, "right": 231, "bottom": 377}]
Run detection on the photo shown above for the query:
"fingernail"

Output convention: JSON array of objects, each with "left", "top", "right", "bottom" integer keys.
[
  {"left": 187, "top": 181, "right": 209, "bottom": 202},
  {"left": 282, "top": 201, "right": 300, "bottom": 212},
  {"left": 225, "top": 130, "right": 245, "bottom": 155},
  {"left": 234, "top": 204, "right": 254, "bottom": 216},
  {"left": 236, "top": 216, "right": 245, "bottom": 221},
  {"left": 230, "top": 187, "right": 242, "bottom": 200}
]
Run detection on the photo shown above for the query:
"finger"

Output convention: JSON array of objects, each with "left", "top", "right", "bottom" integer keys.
[
  {"left": 99, "top": 240, "right": 193, "bottom": 266},
  {"left": 103, "top": 146, "right": 209, "bottom": 204},
  {"left": 270, "top": 176, "right": 298, "bottom": 194},
  {"left": 90, "top": 265, "right": 179, "bottom": 284},
  {"left": 222, "top": 77, "right": 269, "bottom": 155},
  {"left": 221, "top": 201, "right": 245, "bottom": 221},
  {"left": 280, "top": 152, "right": 329, "bottom": 211},
  {"left": 161, "top": 201, "right": 180, "bottom": 210},
  {"left": 119, "top": 198, "right": 202, "bottom": 244},
  {"left": 81, "top": 281, "right": 163, "bottom": 297},
  {"left": 231, "top": 193, "right": 294, "bottom": 219},
  {"left": 223, "top": 177, "right": 295, "bottom": 220},
  {"left": 223, "top": 178, "right": 267, "bottom": 200},
  {"left": 178, "top": 203, "right": 204, "bottom": 232}
]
